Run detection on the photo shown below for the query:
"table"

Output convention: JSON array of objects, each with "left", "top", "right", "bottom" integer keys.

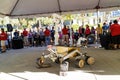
[{"left": 12, "top": 39, "right": 23, "bottom": 49}]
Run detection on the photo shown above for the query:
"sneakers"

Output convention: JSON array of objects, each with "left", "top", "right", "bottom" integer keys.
[{"left": 1, "top": 50, "right": 6, "bottom": 53}]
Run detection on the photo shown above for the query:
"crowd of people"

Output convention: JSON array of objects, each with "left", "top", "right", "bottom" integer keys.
[
  {"left": 13, "top": 27, "right": 55, "bottom": 47},
  {"left": 0, "top": 27, "right": 56, "bottom": 53},
  {"left": 0, "top": 19, "right": 120, "bottom": 53}
]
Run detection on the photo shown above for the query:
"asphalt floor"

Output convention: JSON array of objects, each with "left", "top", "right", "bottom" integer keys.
[{"left": 0, "top": 46, "right": 120, "bottom": 80}]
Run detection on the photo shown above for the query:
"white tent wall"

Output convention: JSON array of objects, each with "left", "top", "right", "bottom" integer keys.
[{"left": 0, "top": 0, "right": 120, "bottom": 17}]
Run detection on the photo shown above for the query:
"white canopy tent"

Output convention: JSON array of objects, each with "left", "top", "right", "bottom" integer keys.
[
  {"left": 0, "top": 0, "right": 120, "bottom": 18},
  {"left": 0, "top": 0, "right": 120, "bottom": 45}
]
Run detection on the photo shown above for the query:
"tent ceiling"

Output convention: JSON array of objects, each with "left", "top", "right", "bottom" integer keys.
[{"left": 0, "top": 0, "right": 120, "bottom": 17}]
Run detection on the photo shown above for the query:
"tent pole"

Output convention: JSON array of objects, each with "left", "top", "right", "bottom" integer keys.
[
  {"left": 10, "top": 0, "right": 20, "bottom": 15},
  {"left": 69, "top": 21, "right": 73, "bottom": 46},
  {"left": 94, "top": 0, "right": 101, "bottom": 47},
  {"left": 53, "top": 14, "right": 59, "bottom": 45},
  {"left": 96, "top": 0, "right": 100, "bottom": 24},
  {"left": 57, "top": 0, "right": 62, "bottom": 14},
  {"left": 96, "top": 9, "right": 99, "bottom": 43},
  {"left": 54, "top": 23, "right": 59, "bottom": 45},
  {"left": 97, "top": 9, "right": 99, "bottom": 25}
]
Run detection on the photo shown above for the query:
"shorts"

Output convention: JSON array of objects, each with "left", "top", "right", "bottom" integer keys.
[
  {"left": 1, "top": 40, "right": 5, "bottom": 46},
  {"left": 111, "top": 35, "right": 120, "bottom": 44},
  {"left": 63, "top": 35, "right": 69, "bottom": 41},
  {"left": 24, "top": 36, "right": 28, "bottom": 44}
]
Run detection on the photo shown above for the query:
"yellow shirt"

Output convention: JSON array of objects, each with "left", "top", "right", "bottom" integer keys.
[{"left": 96, "top": 27, "right": 102, "bottom": 34}]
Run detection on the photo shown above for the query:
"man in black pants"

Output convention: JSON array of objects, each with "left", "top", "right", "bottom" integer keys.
[
  {"left": 110, "top": 20, "right": 120, "bottom": 49},
  {"left": 50, "top": 27, "right": 55, "bottom": 44}
]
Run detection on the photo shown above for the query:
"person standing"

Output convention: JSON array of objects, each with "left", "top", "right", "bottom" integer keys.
[
  {"left": 102, "top": 22, "right": 109, "bottom": 35},
  {"left": 14, "top": 29, "right": 19, "bottom": 38},
  {"left": 62, "top": 25, "right": 69, "bottom": 46},
  {"left": 0, "top": 28, "right": 7, "bottom": 53},
  {"left": 96, "top": 24, "right": 102, "bottom": 39},
  {"left": 23, "top": 28, "right": 29, "bottom": 47},
  {"left": 78, "top": 26, "right": 82, "bottom": 37},
  {"left": 81, "top": 25, "right": 85, "bottom": 37},
  {"left": 33, "top": 32, "right": 39, "bottom": 47},
  {"left": 110, "top": 20, "right": 120, "bottom": 49},
  {"left": 39, "top": 28, "right": 45, "bottom": 46},
  {"left": 58, "top": 31, "right": 63, "bottom": 45},
  {"left": 91, "top": 26, "right": 96, "bottom": 35},
  {"left": 44, "top": 27, "right": 50, "bottom": 46},
  {"left": 50, "top": 27, "right": 55, "bottom": 43},
  {"left": 85, "top": 25, "right": 91, "bottom": 38},
  {"left": 28, "top": 29, "right": 33, "bottom": 47},
  {"left": 74, "top": 30, "right": 79, "bottom": 44}
]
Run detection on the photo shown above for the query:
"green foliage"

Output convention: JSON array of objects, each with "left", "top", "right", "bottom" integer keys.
[
  {"left": 72, "top": 23, "right": 79, "bottom": 31},
  {"left": 22, "top": 25, "right": 27, "bottom": 28}
]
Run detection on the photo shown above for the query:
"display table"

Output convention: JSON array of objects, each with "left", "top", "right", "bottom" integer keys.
[{"left": 12, "top": 39, "right": 23, "bottom": 49}]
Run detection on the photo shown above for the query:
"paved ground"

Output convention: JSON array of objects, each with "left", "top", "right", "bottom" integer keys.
[{"left": 0, "top": 46, "right": 120, "bottom": 80}]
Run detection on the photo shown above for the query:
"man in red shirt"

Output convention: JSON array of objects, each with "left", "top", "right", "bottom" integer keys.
[
  {"left": 44, "top": 27, "right": 50, "bottom": 45},
  {"left": 0, "top": 28, "right": 7, "bottom": 53},
  {"left": 23, "top": 28, "right": 29, "bottom": 47},
  {"left": 85, "top": 25, "right": 91, "bottom": 38},
  {"left": 110, "top": 20, "right": 120, "bottom": 49},
  {"left": 62, "top": 25, "right": 69, "bottom": 46}
]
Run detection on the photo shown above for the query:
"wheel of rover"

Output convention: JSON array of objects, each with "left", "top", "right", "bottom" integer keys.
[
  {"left": 36, "top": 56, "right": 44, "bottom": 66},
  {"left": 87, "top": 35, "right": 95, "bottom": 44},
  {"left": 86, "top": 56, "right": 95, "bottom": 65},
  {"left": 36, "top": 56, "right": 51, "bottom": 68},
  {"left": 78, "top": 59, "right": 85, "bottom": 68}
]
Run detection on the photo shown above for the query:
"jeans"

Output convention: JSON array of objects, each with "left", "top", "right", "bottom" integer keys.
[{"left": 45, "top": 36, "right": 50, "bottom": 46}]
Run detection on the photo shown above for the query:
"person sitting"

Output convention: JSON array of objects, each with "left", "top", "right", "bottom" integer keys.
[{"left": 77, "top": 36, "right": 87, "bottom": 48}]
